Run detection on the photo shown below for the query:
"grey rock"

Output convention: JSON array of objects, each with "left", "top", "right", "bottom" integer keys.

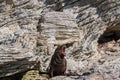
[
  {"left": 49, "top": 76, "right": 75, "bottom": 80},
  {"left": 0, "top": 0, "right": 120, "bottom": 80},
  {"left": 0, "top": 0, "right": 43, "bottom": 78}
]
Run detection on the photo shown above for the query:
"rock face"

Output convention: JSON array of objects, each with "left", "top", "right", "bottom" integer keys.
[
  {"left": 37, "top": 11, "right": 79, "bottom": 72},
  {"left": 49, "top": 76, "right": 74, "bottom": 80},
  {"left": 0, "top": 0, "right": 43, "bottom": 78},
  {"left": 0, "top": 0, "right": 120, "bottom": 80}
]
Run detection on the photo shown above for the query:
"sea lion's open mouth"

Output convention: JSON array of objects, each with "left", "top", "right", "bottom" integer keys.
[{"left": 61, "top": 46, "right": 66, "bottom": 56}]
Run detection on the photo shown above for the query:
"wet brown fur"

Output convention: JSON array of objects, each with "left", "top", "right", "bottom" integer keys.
[{"left": 49, "top": 45, "right": 67, "bottom": 77}]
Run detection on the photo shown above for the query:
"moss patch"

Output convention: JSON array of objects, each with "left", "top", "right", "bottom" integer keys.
[{"left": 21, "top": 70, "right": 49, "bottom": 80}]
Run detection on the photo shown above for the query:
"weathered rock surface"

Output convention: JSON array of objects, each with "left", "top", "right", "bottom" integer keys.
[
  {"left": 0, "top": 0, "right": 120, "bottom": 80},
  {"left": 37, "top": 11, "right": 80, "bottom": 71},
  {"left": 49, "top": 76, "right": 75, "bottom": 80},
  {"left": 38, "top": 0, "right": 120, "bottom": 79},
  {"left": 0, "top": 0, "right": 43, "bottom": 78}
]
